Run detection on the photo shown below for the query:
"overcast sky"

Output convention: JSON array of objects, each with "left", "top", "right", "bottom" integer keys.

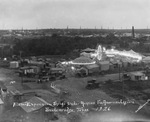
[{"left": 0, "top": 0, "right": 150, "bottom": 29}]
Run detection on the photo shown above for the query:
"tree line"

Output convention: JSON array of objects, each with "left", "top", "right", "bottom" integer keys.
[{"left": 0, "top": 34, "right": 149, "bottom": 58}]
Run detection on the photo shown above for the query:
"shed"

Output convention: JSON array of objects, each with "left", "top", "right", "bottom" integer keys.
[
  {"left": 0, "top": 98, "right": 4, "bottom": 104},
  {"left": 50, "top": 68, "right": 65, "bottom": 74},
  {"left": 109, "top": 63, "right": 114, "bottom": 70},
  {"left": 30, "top": 66, "right": 41, "bottom": 74},
  {"left": 80, "top": 52, "right": 91, "bottom": 58},
  {"left": 98, "top": 61, "right": 110, "bottom": 71},
  {"left": 10, "top": 61, "right": 19, "bottom": 68},
  {"left": 129, "top": 72, "right": 147, "bottom": 81},
  {"left": 49, "top": 63, "right": 55, "bottom": 68},
  {"left": 77, "top": 67, "right": 88, "bottom": 76},
  {"left": 121, "top": 60, "right": 128, "bottom": 67},
  {"left": 0, "top": 98, "right": 4, "bottom": 115},
  {"left": 85, "top": 64, "right": 100, "bottom": 74},
  {"left": 29, "top": 60, "right": 45, "bottom": 68}
]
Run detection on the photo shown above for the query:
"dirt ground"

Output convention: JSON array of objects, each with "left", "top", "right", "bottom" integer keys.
[{"left": 0, "top": 67, "right": 150, "bottom": 122}]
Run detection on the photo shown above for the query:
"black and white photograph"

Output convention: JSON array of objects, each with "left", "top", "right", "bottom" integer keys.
[{"left": 0, "top": 0, "right": 150, "bottom": 122}]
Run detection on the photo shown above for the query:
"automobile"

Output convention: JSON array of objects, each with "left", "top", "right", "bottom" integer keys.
[
  {"left": 85, "top": 79, "right": 101, "bottom": 90},
  {"left": 122, "top": 73, "right": 131, "bottom": 81},
  {"left": 41, "top": 76, "right": 50, "bottom": 82}
]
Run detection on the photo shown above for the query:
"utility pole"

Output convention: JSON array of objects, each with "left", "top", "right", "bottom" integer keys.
[
  {"left": 119, "top": 62, "right": 121, "bottom": 81},
  {"left": 19, "top": 51, "right": 22, "bottom": 60}
]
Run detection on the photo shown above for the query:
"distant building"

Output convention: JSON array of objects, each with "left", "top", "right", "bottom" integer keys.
[
  {"left": 122, "top": 33, "right": 132, "bottom": 37},
  {"left": 129, "top": 41, "right": 139, "bottom": 48},
  {"left": 114, "top": 34, "right": 120, "bottom": 37},
  {"left": 101, "top": 34, "right": 108, "bottom": 38},
  {"left": 143, "top": 42, "right": 150, "bottom": 47}
]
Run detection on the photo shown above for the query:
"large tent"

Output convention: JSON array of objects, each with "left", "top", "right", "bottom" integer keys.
[
  {"left": 80, "top": 52, "right": 91, "bottom": 58},
  {"left": 142, "top": 56, "right": 150, "bottom": 63},
  {"left": 70, "top": 56, "right": 96, "bottom": 65},
  {"left": 81, "top": 48, "right": 95, "bottom": 52},
  {"left": 0, "top": 98, "right": 4, "bottom": 104},
  {"left": 126, "top": 50, "right": 142, "bottom": 57},
  {"left": 105, "top": 49, "right": 142, "bottom": 61}
]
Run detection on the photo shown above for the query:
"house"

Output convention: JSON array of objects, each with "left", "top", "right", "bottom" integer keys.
[
  {"left": 28, "top": 60, "right": 46, "bottom": 68},
  {"left": 19, "top": 66, "right": 40, "bottom": 76},
  {"left": 129, "top": 72, "right": 147, "bottom": 81},
  {"left": 84, "top": 64, "right": 100, "bottom": 75}
]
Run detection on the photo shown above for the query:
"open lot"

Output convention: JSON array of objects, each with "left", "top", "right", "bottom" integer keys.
[{"left": 0, "top": 68, "right": 150, "bottom": 122}]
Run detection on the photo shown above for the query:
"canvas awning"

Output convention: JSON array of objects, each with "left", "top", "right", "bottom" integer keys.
[{"left": 80, "top": 52, "right": 91, "bottom": 58}]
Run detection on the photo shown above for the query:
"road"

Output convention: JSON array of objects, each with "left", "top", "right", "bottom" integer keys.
[{"left": 81, "top": 70, "right": 143, "bottom": 83}]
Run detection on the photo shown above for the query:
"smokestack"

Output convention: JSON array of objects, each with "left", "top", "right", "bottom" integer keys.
[{"left": 132, "top": 26, "right": 135, "bottom": 38}]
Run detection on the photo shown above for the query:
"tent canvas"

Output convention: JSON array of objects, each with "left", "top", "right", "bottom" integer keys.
[
  {"left": 128, "top": 50, "right": 142, "bottom": 57},
  {"left": 142, "top": 56, "right": 150, "bottom": 62},
  {"left": 130, "top": 72, "right": 144, "bottom": 76},
  {"left": 99, "top": 61, "right": 110, "bottom": 71},
  {"left": 129, "top": 72, "right": 146, "bottom": 81},
  {"left": 85, "top": 64, "right": 100, "bottom": 73},
  {"left": 80, "top": 52, "right": 91, "bottom": 58},
  {"left": 85, "top": 64, "right": 99, "bottom": 69},
  {"left": 82, "top": 48, "right": 95, "bottom": 52},
  {"left": 10, "top": 61, "right": 19, "bottom": 68},
  {"left": 0, "top": 98, "right": 4, "bottom": 104}
]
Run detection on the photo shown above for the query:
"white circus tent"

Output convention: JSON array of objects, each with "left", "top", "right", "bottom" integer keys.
[
  {"left": 70, "top": 56, "right": 96, "bottom": 65},
  {"left": 142, "top": 56, "right": 150, "bottom": 63},
  {"left": 80, "top": 52, "right": 91, "bottom": 58}
]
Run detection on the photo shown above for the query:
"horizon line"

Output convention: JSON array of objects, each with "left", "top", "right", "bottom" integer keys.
[{"left": 0, "top": 27, "right": 149, "bottom": 31}]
